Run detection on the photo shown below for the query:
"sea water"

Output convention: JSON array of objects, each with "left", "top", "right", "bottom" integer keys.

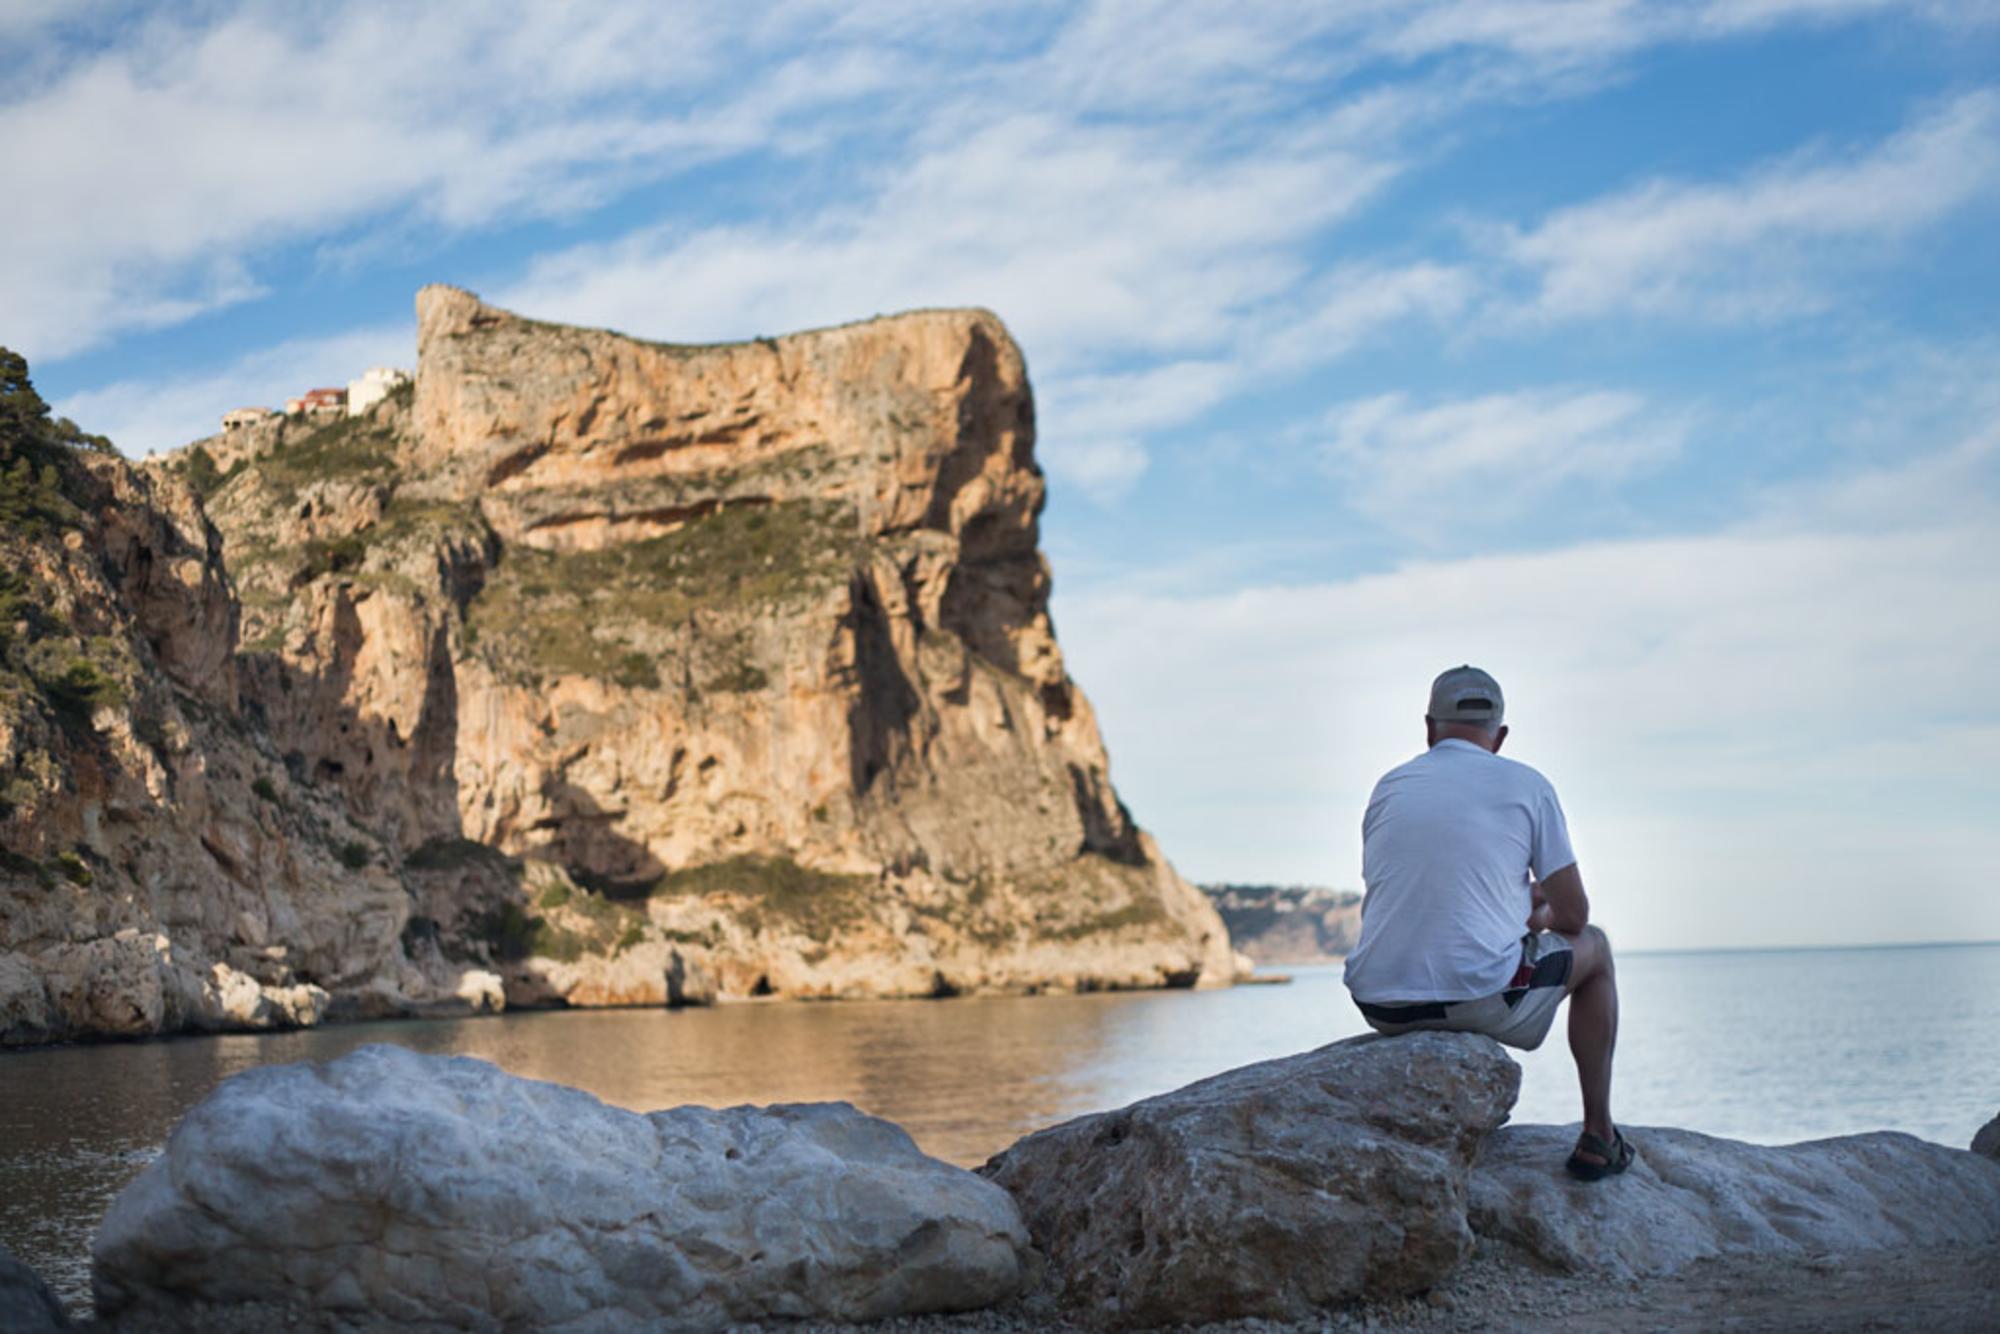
[{"left": 3, "top": 941, "right": 1996, "bottom": 1313}]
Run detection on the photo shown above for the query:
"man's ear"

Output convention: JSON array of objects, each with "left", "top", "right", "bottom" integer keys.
[
  {"left": 1425, "top": 715, "right": 1438, "bottom": 747},
  {"left": 1492, "top": 724, "right": 1508, "bottom": 754}
]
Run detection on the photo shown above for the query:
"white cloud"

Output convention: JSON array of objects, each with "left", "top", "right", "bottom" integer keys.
[
  {"left": 1035, "top": 361, "right": 1237, "bottom": 501},
  {"left": 0, "top": 1, "right": 910, "bottom": 361},
  {"left": 1497, "top": 91, "right": 2000, "bottom": 322},
  {"left": 1365, "top": 0, "right": 1960, "bottom": 69},
  {"left": 495, "top": 108, "right": 1406, "bottom": 498},
  {"left": 1056, "top": 439, "right": 2000, "bottom": 948},
  {"left": 1274, "top": 262, "right": 1475, "bottom": 367},
  {"left": 54, "top": 323, "right": 414, "bottom": 458},
  {"left": 1318, "top": 386, "right": 1683, "bottom": 535},
  {"left": 28, "top": 0, "right": 1979, "bottom": 497},
  {"left": 498, "top": 110, "right": 1389, "bottom": 358}
]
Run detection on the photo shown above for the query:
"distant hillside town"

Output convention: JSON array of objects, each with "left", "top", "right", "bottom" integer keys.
[{"left": 221, "top": 366, "right": 410, "bottom": 432}]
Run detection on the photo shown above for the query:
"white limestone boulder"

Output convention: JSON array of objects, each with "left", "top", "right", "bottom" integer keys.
[
  {"left": 1471, "top": 1123, "right": 2000, "bottom": 1277},
  {"left": 979, "top": 1031, "right": 1519, "bottom": 1326},
  {"left": 91, "top": 1044, "right": 1028, "bottom": 1330}
]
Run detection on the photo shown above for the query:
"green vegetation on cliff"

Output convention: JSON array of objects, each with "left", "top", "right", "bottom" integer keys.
[
  {"left": 181, "top": 445, "right": 244, "bottom": 501},
  {"left": 0, "top": 348, "right": 112, "bottom": 538},
  {"left": 256, "top": 413, "right": 398, "bottom": 504},
  {"left": 0, "top": 351, "right": 138, "bottom": 761},
  {"left": 647, "top": 854, "right": 876, "bottom": 941},
  {"left": 465, "top": 500, "right": 859, "bottom": 687},
  {"left": 461, "top": 862, "right": 653, "bottom": 963}
]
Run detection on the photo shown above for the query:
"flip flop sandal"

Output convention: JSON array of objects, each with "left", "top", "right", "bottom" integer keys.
[{"left": 1565, "top": 1129, "right": 1635, "bottom": 1182}]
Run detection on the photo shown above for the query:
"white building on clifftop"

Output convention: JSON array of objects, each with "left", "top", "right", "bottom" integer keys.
[{"left": 347, "top": 366, "right": 412, "bottom": 416}]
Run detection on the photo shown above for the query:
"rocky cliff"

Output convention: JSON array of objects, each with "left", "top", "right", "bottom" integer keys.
[
  {"left": 1203, "top": 884, "right": 1362, "bottom": 965},
  {"left": 0, "top": 353, "right": 423, "bottom": 1044},
  {"left": 0, "top": 289, "right": 1232, "bottom": 1041}
]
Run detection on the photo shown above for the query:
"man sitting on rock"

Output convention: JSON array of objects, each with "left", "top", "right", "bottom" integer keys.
[{"left": 1341, "top": 665, "right": 1633, "bottom": 1180}]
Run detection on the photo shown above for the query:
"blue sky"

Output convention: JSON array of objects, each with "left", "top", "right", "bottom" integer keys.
[{"left": 5, "top": 1, "right": 1998, "bottom": 950}]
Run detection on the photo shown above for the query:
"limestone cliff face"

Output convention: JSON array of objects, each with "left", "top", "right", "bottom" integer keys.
[
  {"left": 180, "top": 287, "right": 1232, "bottom": 1011},
  {"left": 0, "top": 434, "right": 434, "bottom": 1045}
]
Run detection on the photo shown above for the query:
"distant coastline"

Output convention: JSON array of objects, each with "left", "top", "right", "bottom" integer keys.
[
  {"left": 1200, "top": 884, "right": 1362, "bottom": 967},
  {"left": 1621, "top": 938, "right": 2000, "bottom": 958},
  {"left": 1199, "top": 884, "right": 1999, "bottom": 964}
]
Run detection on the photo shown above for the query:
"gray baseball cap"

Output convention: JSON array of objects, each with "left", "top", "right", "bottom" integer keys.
[{"left": 1428, "top": 665, "right": 1504, "bottom": 728}]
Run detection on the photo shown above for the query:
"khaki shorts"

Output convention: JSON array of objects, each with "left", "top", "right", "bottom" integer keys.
[{"left": 1356, "top": 932, "right": 1575, "bottom": 1051}]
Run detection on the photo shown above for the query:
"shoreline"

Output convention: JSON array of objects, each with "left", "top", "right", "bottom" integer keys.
[
  {"left": 0, "top": 969, "right": 1298, "bottom": 1057},
  {"left": 11, "top": 1026, "right": 1999, "bottom": 1330},
  {"left": 10, "top": 955, "right": 1998, "bottom": 1327}
]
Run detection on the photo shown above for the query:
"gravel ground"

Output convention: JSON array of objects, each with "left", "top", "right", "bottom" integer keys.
[{"left": 82, "top": 1241, "right": 1999, "bottom": 1332}]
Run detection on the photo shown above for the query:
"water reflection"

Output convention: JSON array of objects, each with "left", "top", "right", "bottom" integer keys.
[
  {"left": 0, "top": 970, "right": 1371, "bottom": 1313},
  {"left": 7, "top": 947, "right": 1997, "bottom": 1319}
]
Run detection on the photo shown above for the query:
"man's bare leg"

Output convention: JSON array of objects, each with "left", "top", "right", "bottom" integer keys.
[{"left": 1560, "top": 924, "right": 1619, "bottom": 1161}]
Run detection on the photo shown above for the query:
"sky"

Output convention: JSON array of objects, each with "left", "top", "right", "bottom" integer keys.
[{"left": 4, "top": 1, "right": 1997, "bottom": 951}]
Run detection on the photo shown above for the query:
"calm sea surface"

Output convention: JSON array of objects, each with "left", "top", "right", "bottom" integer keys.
[{"left": 4, "top": 942, "right": 1997, "bottom": 1313}]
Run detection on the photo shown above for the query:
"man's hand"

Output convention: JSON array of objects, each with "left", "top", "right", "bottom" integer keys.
[
  {"left": 1528, "top": 891, "right": 1555, "bottom": 934},
  {"left": 1534, "top": 863, "right": 1589, "bottom": 936}
]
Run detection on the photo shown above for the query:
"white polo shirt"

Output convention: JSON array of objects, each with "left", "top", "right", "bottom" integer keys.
[{"left": 1342, "top": 738, "right": 1576, "bottom": 1004}]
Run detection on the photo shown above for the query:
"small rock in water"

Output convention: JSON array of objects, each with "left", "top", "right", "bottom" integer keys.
[{"left": 92, "top": 1044, "right": 1028, "bottom": 1330}]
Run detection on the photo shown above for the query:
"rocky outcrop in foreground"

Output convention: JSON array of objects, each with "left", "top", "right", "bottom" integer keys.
[
  {"left": 983, "top": 1037, "right": 2000, "bottom": 1326},
  {"left": 92, "top": 1045, "right": 1026, "bottom": 1329},
  {"left": 81, "top": 1040, "right": 2000, "bottom": 1330},
  {"left": 1472, "top": 1122, "right": 2000, "bottom": 1278},
  {"left": 981, "top": 1032, "right": 1518, "bottom": 1324}
]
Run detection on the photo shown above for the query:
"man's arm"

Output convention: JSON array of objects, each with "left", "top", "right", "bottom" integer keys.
[{"left": 1535, "top": 863, "right": 1589, "bottom": 936}]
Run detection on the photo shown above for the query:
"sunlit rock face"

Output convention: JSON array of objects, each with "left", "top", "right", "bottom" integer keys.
[
  {"left": 168, "top": 285, "right": 1234, "bottom": 1014},
  {"left": 91, "top": 1045, "right": 1028, "bottom": 1329}
]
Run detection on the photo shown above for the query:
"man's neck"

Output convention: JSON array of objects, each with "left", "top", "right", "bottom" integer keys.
[{"left": 1428, "top": 725, "right": 1501, "bottom": 753}]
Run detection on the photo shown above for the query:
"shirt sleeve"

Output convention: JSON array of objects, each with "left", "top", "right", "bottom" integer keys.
[{"left": 1529, "top": 779, "right": 1576, "bottom": 882}]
